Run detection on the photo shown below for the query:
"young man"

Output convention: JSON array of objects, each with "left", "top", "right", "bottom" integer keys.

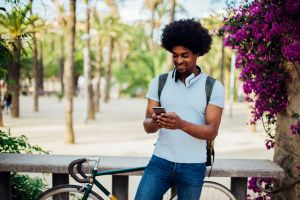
[{"left": 135, "top": 19, "right": 224, "bottom": 200}]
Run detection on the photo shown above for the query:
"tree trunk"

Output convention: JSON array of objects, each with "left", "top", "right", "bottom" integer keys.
[
  {"left": 7, "top": 38, "right": 21, "bottom": 118},
  {"left": 104, "top": 37, "right": 114, "bottom": 103},
  {"left": 0, "top": 89, "right": 3, "bottom": 127},
  {"left": 85, "top": 5, "right": 95, "bottom": 120},
  {"left": 63, "top": 0, "right": 76, "bottom": 144},
  {"left": 170, "top": 0, "right": 175, "bottom": 22},
  {"left": 94, "top": 37, "right": 102, "bottom": 112},
  {"left": 38, "top": 42, "right": 44, "bottom": 92},
  {"left": 166, "top": 0, "right": 176, "bottom": 71},
  {"left": 58, "top": 35, "right": 64, "bottom": 94},
  {"left": 273, "top": 62, "right": 300, "bottom": 200},
  {"left": 31, "top": 0, "right": 39, "bottom": 112}
]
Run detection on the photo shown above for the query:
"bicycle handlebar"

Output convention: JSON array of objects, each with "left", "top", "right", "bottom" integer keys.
[{"left": 68, "top": 158, "right": 89, "bottom": 183}]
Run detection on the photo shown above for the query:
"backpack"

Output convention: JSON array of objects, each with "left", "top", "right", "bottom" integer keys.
[{"left": 157, "top": 73, "right": 216, "bottom": 170}]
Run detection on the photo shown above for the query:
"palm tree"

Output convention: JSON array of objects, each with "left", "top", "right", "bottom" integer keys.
[
  {"left": 64, "top": 0, "right": 76, "bottom": 144},
  {"left": 92, "top": 9, "right": 105, "bottom": 112},
  {"left": 0, "top": 4, "right": 38, "bottom": 117},
  {"left": 0, "top": 37, "right": 7, "bottom": 126},
  {"left": 53, "top": 0, "right": 67, "bottom": 94},
  {"left": 102, "top": 0, "right": 121, "bottom": 103},
  {"left": 30, "top": 0, "right": 39, "bottom": 112},
  {"left": 83, "top": 0, "right": 95, "bottom": 120},
  {"left": 144, "top": 0, "right": 163, "bottom": 40}
]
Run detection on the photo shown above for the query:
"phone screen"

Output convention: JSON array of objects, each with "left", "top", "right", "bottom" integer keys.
[{"left": 152, "top": 107, "right": 166, "bottom": 115}]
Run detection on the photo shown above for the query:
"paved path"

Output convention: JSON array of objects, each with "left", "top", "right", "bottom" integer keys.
[{"left": 3, "top": 95, "right": 273, "bottom": 160}]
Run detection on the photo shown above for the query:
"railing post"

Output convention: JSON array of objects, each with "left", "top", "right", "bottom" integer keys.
[
  {"left": 231, "top": 177, "right": 248, "bottom": 200},
  {"left": 52, "top": 173, "right": 69, "bottom": 186},
  {"left": 112, "top": 175, "right": 129, "bottom": 200},
  {"left": 0, "top": 172, "right": 11, "bottom": 200}
]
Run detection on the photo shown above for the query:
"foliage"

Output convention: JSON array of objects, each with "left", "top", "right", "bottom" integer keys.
[
  {"left": 11, "top": 173, "right": 46, "bottom": 200},
  {"left": 222, "top": 0, "right": 300, "bottom": 147},
  {"left": 222, "top": 0, "right": 300, "bottom": 198},
  {"left": 114, "top": 25, "right": 167, "bottom": 97},
  {"left": 0, "top": 129, "right": 48, "bottom": 199},
  {"left": 0, "top": 37, "right": 8, "bottom": 79}
]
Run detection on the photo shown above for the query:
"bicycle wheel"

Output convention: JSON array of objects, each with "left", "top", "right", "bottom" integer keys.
[
  {"left": 37, "top": 184, "right": 102, "bottom": 200},
  {"left": 170, "top": 181, "right": 236, "bottom": 200}
]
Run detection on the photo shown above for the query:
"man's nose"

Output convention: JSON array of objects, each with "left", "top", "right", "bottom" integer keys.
[{"left": 175, "top": 56, "right": 184, "bottom": 64}]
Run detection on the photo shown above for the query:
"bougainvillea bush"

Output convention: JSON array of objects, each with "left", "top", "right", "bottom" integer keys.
[{"left": 221, "top": 0, "right": 300, "bottom": 199}]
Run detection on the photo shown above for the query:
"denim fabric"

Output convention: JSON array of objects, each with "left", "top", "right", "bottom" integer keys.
[{"left": 134, "top": 155, "right": 206, "bottom": 200}]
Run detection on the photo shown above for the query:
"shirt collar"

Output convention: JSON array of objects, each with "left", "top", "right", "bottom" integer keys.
[{"left": 172, "top": 65, "right": 202, "bottom": 87}]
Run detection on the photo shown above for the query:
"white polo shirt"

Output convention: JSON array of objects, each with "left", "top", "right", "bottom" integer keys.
[{"left": 146, "top": 71, "right": 225, "bottom": 163}]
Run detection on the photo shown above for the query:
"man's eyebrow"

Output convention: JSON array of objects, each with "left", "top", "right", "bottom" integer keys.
[{"left": 172, "top": 52, "right": 189, "bottom": 55}]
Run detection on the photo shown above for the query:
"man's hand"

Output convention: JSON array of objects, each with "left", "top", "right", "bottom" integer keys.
[
  {"left": 157, "top": 112, "right": 184, "bottom": 130},
  {"left": 151, "top": 113, "right": 162, "bottom": 128}
]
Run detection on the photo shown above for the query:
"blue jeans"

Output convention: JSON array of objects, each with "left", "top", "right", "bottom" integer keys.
[{"left": 135, "top": 155, "right": 206, "bottom": 200}]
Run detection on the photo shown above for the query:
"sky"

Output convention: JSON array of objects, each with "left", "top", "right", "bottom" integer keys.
[
  {"left": 117, "top": 0, "right": 229, "bottom": 22},
  {"left": 1, "top": 0, "right": 231, "bottom": 23}
]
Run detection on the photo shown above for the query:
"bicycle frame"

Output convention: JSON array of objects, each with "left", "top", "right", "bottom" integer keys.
[{"left": 82, "top": 166, "right": 146, "bottom": 200}]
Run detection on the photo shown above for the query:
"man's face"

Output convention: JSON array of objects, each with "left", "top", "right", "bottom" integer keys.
[{"left": 172, "top": 46, "right": 198, "bottom": 75}]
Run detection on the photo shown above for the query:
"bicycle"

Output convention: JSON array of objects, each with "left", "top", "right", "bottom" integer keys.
[{"left": 37, "top": 157, "right": 237, "bottom": 200}]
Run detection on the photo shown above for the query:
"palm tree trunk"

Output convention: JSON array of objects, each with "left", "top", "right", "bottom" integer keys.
[
  {"left": 94, "top": 37, "right": 102, "bottom": 112},
  {"left": 31, "top": 0, "right": 39, "bottom": 112},
  {"left": 166, "top": 0, "right": 176, "bottom": 70},
  {"left": 104, "top": 37, "right": 114, "bottom": 103},
  {"left": 85, "top": 5, "right": 95, "bottom": 120},
  {"left": 273, "top": 62, "right": 300, "bottom": 200},
  {"left": 7, "top": 38, "right": 21, "bottom": 118},
  {"left": 170, "top": 0, "right": 175, "bottom": 22},
  {"left": 0, "top": 90, "right": 3, "bottom": 127},
  {"left": 59, "top": 35, "right": 64, "bottom": 94},
  {"left": 64, "top": 0, "right": 76, "bottom": 144},
  {"left": 38, "top": 42, "right": 44, "bottom": 92}
]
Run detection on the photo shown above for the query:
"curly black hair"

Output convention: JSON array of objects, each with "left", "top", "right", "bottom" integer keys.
[{"left": 161, "top": 19, "right": 212, "bottom": 56}]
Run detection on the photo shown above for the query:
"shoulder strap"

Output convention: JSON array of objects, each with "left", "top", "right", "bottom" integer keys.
[
  {"left": 158, "top": 73, "right": 168, "bottom": 102},
  {"left": 205, "top": 75, "right": 216, "bottom": 176},
  {"left": 205, "top": 75, "right": 216, "bottom": 105}
]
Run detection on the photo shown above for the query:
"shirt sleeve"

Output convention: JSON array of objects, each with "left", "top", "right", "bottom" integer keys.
[
  {"left": 145, "top": 76, "right": 159, "bottom": 102},
  {"left": 209, "top": 80, "right": 225, "bottom": 108}
]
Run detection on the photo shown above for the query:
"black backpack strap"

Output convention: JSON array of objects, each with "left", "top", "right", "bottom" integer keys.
[
  {"left": 205, "top": 75, "right": 216, "bottom": 176},
  {"left": 205, "top": 75, "right": 216, "bottom": 105},
  {"left": 158, "top": 73, "right": 168, "bottom": 103}
]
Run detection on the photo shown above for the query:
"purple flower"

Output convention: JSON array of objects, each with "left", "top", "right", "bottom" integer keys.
[
  {"left": 290, "top": 120, "right": 300, "bottom": 135},
  {"left": 248, "top": 54, "right": 255, "bottom": 60},
  {"left": 265, "top": 139, "right": 275, "bottom": 150},
  {"left": 264, "top": 13, "right": 274, "bottom": 23},
  {"left": 258, "top": 44, "right": 267, "bottom": 54},
  {"left": 281, "top": 43, "right": 300, "bottom": 61},
  {"left": 235, "top": 29, "right": 248, "bottom": 42},
  {"left": 270, "top": 23, "right": 283, "bottom": 36}
]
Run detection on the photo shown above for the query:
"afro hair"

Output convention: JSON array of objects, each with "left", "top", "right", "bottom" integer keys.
[{"left": 161, "top": 18, "right": 212, "bottom": 56}]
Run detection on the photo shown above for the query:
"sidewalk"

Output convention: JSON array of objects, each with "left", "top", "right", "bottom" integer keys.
[{"left": 3, "top": 95, "right": 273, "bottom": 160}]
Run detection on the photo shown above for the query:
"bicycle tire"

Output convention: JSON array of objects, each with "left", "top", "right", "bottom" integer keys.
[
  {"left": 170, "top": 181, "right": 237, "bottom": 200},
  {"left": 37, "top": 184, "right": 102, "bottom": 200}
]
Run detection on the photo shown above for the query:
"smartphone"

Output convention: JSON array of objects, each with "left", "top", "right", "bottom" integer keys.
[{"left": 152, "top": 107, "right": 166, "bottom": 115}]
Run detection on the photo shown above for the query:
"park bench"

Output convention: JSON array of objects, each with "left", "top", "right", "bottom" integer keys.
[{"left": 0, "top": 153, "right": 284, "bottom": 200}]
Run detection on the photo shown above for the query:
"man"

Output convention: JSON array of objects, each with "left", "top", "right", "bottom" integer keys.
[{"left": 135, "top": 19, "right": 224, "bottom": 200}]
